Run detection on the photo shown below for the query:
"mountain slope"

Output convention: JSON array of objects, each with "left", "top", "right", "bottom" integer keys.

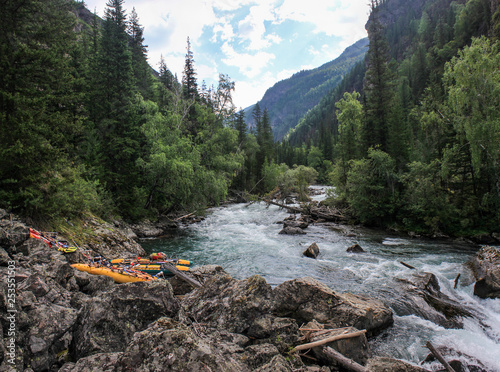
[{"left": 246, "top": 38, "right": 368, "bottom": 141}]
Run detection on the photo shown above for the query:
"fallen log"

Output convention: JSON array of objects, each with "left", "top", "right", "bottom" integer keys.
[
  {"left": 322, "top": 346, "right": 370, "bottom": 372},
  {"left": 293, "top": 329, "right": 367, "bottom": 352},
  {"left": 264, "top": 199, "right": 345, "bottom": 221},
  {"left": 161, "top": 263, "right": 202, "bottom": 288},
  {"left": 400, "top": 261, "right": 417, "bottom": 270},
  {"left": 453, "top": 273, "right": 461, "bottom": 289},
  {"left": 425, "top": 341, "right": 455, "bottom": 372}
]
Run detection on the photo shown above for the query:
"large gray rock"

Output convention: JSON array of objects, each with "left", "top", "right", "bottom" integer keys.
[
  {"left": 392, "top": 272, "right": 474, "bottom": 328},
  {"left": 272, "top": 277, "right": 393, "bottom": 337},
  {"left": 114, "top": 317, "right": 251, "bottom": 371},
  {"left": 181, "top": 274, "right": 273, "bottom": 334},
  {"left": 470, "top": 245, "right": 500, "bottom": 299},
  {"left": 0, "top": 220, "right": 30, "bottom": 253},
  {"left": 71, "top": 280, "right": 180, "bottom": 358}
]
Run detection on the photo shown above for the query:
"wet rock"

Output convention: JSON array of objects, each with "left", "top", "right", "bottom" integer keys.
[
  {"left": 181, "top": 274, "right": 273, "bottom": 333},
  {"left": 346, "top": 243, "right": 365, "bottom": 253},
  {"left": 272, "top": 277, "right": 393, "bottom": 337},
  {"left": 367, "top": 356, "right": 429, "bottom": 371},
  {"left": 303, "top": 242, "right": 320, "bottom": 258},
  {"left": 470, "top": 246, "right": 500, "bottom": 299},
  {"left": 71, "top": 280, "right": 180, "bottom": 358},
  {"left": 393, "top": 272, "right": 474, "bottom": 328},
  {"left": 114, "top": 317, "right": 250, "bottom": 371},
  {"left": 279, "top": 226, "right": 306, "bottom": 235},
  {"left": 284, "top": 220, "right": 309, "bottom": 229},
  {"left": 59, "top": 352, "right": 122, "bottom": 372}
]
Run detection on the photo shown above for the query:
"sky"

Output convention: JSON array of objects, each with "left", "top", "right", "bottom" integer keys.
[{"left": 84, "top": 0, "right": 370, "bottom": 109}]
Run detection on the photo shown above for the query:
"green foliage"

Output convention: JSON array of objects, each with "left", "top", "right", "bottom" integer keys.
[
  {"left": 263, "top": 164, "right": 318, "bottom": 201},
  {"left": 344, "top": 148, "right": 399, "bottom": 225}
]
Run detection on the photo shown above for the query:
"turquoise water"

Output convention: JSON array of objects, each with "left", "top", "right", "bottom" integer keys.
[{"left": 140, "top": 197, "right": 500, "bottom": 370}]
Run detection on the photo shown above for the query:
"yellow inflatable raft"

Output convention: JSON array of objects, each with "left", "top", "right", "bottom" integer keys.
[{"left": 71, "top": 263, "right": 157, "bottom": 283}]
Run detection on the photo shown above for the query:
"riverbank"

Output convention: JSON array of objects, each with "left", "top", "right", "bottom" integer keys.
[{"left": 2, "top": 203, "right": 499, "bottom": 371}]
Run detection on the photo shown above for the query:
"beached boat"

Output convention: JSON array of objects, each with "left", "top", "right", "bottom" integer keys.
[{"left": 71, "top": 263, "right": 157, "bottom": 283}]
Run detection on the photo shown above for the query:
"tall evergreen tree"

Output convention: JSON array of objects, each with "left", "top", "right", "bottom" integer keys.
[
  {"left": 182, "top": 37, "right": 198, "bottom": 100},
  {"left": 362, "top": 1, "right": 395, "bottom": 153},
  {"left": 128, "top": 7, "right": 153, "bottom": 99}
]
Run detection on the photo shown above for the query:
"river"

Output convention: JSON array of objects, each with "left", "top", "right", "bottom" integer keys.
[{"left": 140, "top": 187, "right": 500, "bottom": 371}]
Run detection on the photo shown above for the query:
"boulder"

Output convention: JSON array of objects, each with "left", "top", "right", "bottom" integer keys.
[
  {"left": 366, "top": 356, "right": 429, "bottom": 371},
  {"left": 392, "top": 272, "right": 474, "bottom": 328},
  {"left": 0, "top": 220, "right": 30, "bottom": 254},
  {"left": 169, "top": 264, "right": 226, "bottom": 295},
  {"left": 272, "top": 277, "right": 393, "bottom": 337},
  {"left": 346, "top": 243, "right": 365, "bottom": 253},
  {"left": 303, "top": 242, "right": 320, "bottom": 259},
  {"left": 247, "top": 314, "right": 300, "bottom": 353},
  {"left": 470, "top": 246, "right": 500, "bottom": 299},
  {"left": 284, "top": 220, "right": 309, "bottom": 229},
  {"left": 279, "top": 227, "right": 306, "bottom": 235},
  {"left": 114, "top": 317, "right": 251, "bottom": 372},
  {"left": 181, "top": 274, "right": 273, "bottom": 333},
  {"left": 71, "top": 280, "right": 180, "bottom": 358}
]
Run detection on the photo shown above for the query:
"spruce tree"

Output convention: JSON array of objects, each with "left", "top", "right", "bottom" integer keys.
[
  {"left": 128, "top": 7, "right": 153, "bottom": 99},
  {"left": 362, "top": 1, "right": 394, "bottom": 154},
  {"left": 182, "top": 37, "right": 198, "bottom": 100}
]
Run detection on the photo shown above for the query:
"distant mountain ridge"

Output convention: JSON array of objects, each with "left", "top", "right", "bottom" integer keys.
[{"left": 245, "top": 38, "right": 368, "bottom": 141}]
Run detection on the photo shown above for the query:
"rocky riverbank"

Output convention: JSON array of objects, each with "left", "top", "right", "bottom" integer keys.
[{"left": 1, "top": 209, "right": 499, "bottom": 371}]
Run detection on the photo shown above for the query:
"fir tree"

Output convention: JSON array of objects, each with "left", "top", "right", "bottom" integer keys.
[
  {"left": 182, "top": 37, "right": 198, "bottom": 100},
  {"left": 362, "top": 1, "right": 395, "bottom": 153}
]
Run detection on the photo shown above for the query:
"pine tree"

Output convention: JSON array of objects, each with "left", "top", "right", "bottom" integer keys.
[{"left": 182, "top": 37, "right": 198, "bottom": 100}]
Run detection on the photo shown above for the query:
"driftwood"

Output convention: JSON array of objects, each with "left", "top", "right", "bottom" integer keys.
[
  {"left": 400, "top": 261, "right": 417, "bottom": 270},
  {"left": 162, "top": 263, "right": 202, "bottom": 288},
  {"left": 453, "top": 273, "right": 461, "bottom": 289},
  {"left": 322, "top": 347, "right": 370, "bottom": 372},
  {"left": 264, "top": 199, "right": 345, "bottom": 221},
  {"left": 293, "top": 329, "right": 367, "bottom": 352},
  {"left": 426, "top": 341, "right": 456, "bottom": 372}
]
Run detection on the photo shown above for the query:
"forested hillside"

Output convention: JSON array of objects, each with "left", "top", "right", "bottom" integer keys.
[
  {"left": 246, "top": 38, "right": 368, "bottom": 141},
  {"left": 280, "top": 0, "right": 500, "bottom": 237},
  {"left": 0, "top": 0, "right": 250, "bottom": 222}
]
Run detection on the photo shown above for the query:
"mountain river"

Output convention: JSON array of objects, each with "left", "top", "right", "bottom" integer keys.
[{"left": 141, "top": 187, "right": 500, "bottom": 371}]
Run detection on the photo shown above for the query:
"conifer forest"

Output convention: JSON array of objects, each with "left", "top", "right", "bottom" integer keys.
[{"left": 1, "top": 0, "right": 499, "bottom": 238}]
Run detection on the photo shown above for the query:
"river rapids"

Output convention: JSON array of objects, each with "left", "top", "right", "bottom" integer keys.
[{"left": 141, "top": 186, "right": 500, "bottom": 371}]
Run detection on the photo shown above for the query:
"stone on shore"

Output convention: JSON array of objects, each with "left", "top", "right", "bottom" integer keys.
[{"left": 470, "top": 245, "right": 500, "bottom": 299}]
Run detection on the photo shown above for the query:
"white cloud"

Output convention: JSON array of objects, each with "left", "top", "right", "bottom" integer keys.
[{"left": 221, "top": 42, "right": 275, "bottom": 79}]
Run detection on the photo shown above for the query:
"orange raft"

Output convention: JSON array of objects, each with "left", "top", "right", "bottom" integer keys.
[{"left": 71, "top": 263, "right": 157, "bottom": 283}]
